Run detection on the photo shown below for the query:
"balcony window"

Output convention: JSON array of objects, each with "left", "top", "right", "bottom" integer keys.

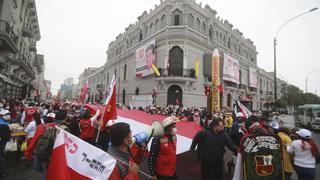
[
  {"left": 168, "top": 46, "right": 183, "bottom": 77},
  {"left": 174, "top": 15, "right": 180, "bottom": 26}
]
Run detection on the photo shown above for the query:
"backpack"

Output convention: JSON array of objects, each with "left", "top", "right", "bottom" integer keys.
[{"left": 35, "top": 126, "right": 57, "bottom": 163}]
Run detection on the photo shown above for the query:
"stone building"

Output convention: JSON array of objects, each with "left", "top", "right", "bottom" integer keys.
[
  {"left": 79, "top": 0, "right": 284, "bottom": 110},
  {"left": 0, "top": 0, "right": 44, "bottom": 101}
]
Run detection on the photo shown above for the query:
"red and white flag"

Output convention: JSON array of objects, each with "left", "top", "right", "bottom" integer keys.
[
  {"left": 235, "top": 100, "right": 252, "bottom": 119},
  {"left": 47, "top": 128, "right": 116, "bottom": 180},
  {"left": 79, "top": 82, "right": 88, "bottom": 103},
  {"left": 101, "top": 74, "right": 117, "bottom": 131}
]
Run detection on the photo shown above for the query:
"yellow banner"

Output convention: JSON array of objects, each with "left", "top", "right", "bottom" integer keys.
[{"left": 212, "top": 49, "right": 220, "bottom": 112}]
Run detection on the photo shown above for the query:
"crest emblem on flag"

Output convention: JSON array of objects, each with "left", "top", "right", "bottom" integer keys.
[{"left": 254, "top": 155, "right": 274, "bottom": 176}]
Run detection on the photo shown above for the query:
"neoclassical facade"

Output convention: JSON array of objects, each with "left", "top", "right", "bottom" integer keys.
[
  {"left": 79, "top": 0, "right": 283, "bottom": 110},
  {"left": 0, "top": 0, "right": 47, "bottom": 101}
]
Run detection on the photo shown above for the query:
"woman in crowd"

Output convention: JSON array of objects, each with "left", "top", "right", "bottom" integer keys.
[{"left": 287, "top": 128, "right": 319, "bottom": 180}]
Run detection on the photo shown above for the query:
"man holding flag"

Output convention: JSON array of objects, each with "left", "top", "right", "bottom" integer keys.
[{"left": 96, "top": 74, "right": 117, "bottom": 151}]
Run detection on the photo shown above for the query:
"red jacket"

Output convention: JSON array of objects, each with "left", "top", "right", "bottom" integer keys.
[
  {"left": 108, "top": 145, "right": 146, "bottom": 180},
  {"left": 79, "top": 118, "right": 95, "bottom": 139},
  {"left": 155, "top": 135, "right": 177, "bottom": 176},
  {"left": 25, "top": 107, "right": 37, "bottom": 124}
]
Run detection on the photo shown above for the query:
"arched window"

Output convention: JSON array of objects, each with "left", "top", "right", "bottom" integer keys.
[
  {"left": 196, "top": 18, "right": 201, "bottom": 31},
  {"left": 161, "top": 15, "right": 166, "bottom": 28},
  {"left": 135, "top": 87, "right": 139, "bottom": 95},
  {"left": 139, "top": 30, "right": 143, "bottom": 42},
  {"left": 107, "top": 72, "right": 109, "bottom": 84},
  {"left": 168, "top": 46, "right": 184, "bottom": 77},
  {"left": 155, "top": 19, "right": 159, "bottom": 31},
  {"left": 202, "top": 22, "right": 206, "bottom": 34},
  {"left": 122, "top": 89, "right": 126, "bottom": 105},
  {"left": 209, "top": 26, "right": 213, "bottom": 40},
  {"left": 123, "top": 64, "right": 127, "bottom": 80},
  {"left": 228, "top": 37, "right": 231, "bottom": 49},
  {"left": 188, "top": 14, "right": 194, "bottom": 28},
  {"left": 172, "top": 9, "right": 183, "bottom": 26}
]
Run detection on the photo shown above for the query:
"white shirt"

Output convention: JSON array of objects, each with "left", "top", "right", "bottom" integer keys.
[
  {"left": 24, "top": 119, "right": 44, "bottom": 139},
  {"left": 287, "top": 139, "right": 315, "bottom": 168}
]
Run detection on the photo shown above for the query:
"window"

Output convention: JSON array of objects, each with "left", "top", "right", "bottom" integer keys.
[
  {"left": 174, "top": 15, "right": 180, "bottom": 25},
  {"left": 123, "top": 64, "right": 127, "bottom": 80},
  {"left": 139, "top": 30, "right": 143, "bottom": 42},
  {"left": 114, "top": 69, "right": 117, "bottom": 77},
  {"left": 107, "top": 72, "right": 109, "bottom": 84},
  {"left": 228, "top": 38, "right": 231, "bottom": 49},
  {"left": 209, "top": 26, "right": 213, "bottom": 40},
  {"left": 135, "top": 88, "right": 139, "bottom": 95}
]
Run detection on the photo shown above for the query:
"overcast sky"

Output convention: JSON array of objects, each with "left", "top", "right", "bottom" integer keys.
[{"left": 36, "top": 0, "right": 320, "bottom": 95}]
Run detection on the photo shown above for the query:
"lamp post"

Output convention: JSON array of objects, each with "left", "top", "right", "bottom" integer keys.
[
  {"left": 305, "top": 68, "right": 320, "bottom": 93},
  {"left": 273, "top": 7, "right": 318, "bottom": 103}
]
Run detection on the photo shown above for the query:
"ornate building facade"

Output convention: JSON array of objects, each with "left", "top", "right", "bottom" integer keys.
[
  {"left": 0, "top": 0, "right": 48, "bottom": 101},
  {"left": 78, "top": 0, "right": 284, "bottom": 110}
]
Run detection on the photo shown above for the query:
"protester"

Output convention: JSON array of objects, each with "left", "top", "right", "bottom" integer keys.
[
  {"left": 21, "top": 102, "right": 38, "bottom": 126},
  {"left": 277, "top": 127, "right": 294, "bottom": 180},
  {"left": 107, "top": 122, "right": 140, "bottom": 180},
  {"left": 0, "top": 110, "right": 11, "bottom": 178},
  {"left": 149, "top": 116, "right": 178, "bottom": 180},
  {"left": 24, "top": 112, "right": 44, "bottom": 146},
  {"left": 287, "top": 129, "right": 319, "bottom": 180},
  {"left": 190, "top": 116, "right": 237, "bottom": 180},
  {"left": 224, "top": 112, "right": 233, "bottom": 135},
  {"left": 79, "top": 109, "right": 100, "bottom": 144}
]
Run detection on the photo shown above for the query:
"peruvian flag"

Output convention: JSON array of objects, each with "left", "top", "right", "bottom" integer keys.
[
  {"left": 47, "top": 127, "right": 116, "bottom": 180},
  {"left": 234, "top": 100, "right": 252, "bottom": 119},
  {"left": 79, "top": 82, "right": 88, "bottom": 103},
  {"left": 101, "top": 74, "right": 117, "bottom": 131}
]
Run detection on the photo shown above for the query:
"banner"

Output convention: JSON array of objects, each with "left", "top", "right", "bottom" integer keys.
[
  {"left": 249, "top": 67, "right": 258, "bottom": 88},
  {"left": 223, "top": 53, "right": 240, "bottom": 84},
  {"left": 79, "top": 82, "right": 88, "bottom": 103},
  {"left": 136, "top": 39, "right": 156, "bottom": 77},
  {"left": 241, "top": 135, "right": 284, "bottom": 180},
  {"left": 47, "top": 128, "right": 116, "bottom": 180},
  {"left": 212, "top": 49, "right": 221, "bottom": 112}
]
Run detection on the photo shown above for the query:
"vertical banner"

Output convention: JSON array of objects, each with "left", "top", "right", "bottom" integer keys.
[
  {"left": 195, "top": 59, "right": 199, "bottom": 79},
  {"left": 249, "top": 67, "right": 258, "bottom": 88},
  {"left": 212, "top": 49, "right": 220, "bottom": 112}
]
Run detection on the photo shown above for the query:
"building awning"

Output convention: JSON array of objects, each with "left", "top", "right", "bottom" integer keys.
[{"left": 0, "top": 73, "right": 21, "bottom": 87}]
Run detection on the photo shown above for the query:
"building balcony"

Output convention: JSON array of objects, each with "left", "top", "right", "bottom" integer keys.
[
  {"left": 267, "top": 91, "right": 273, "bottom": 96},
  {"left": 29, "top": 41, "right": 37, "bottom": 52},
  {"left": 22, "top": 23, "right": 32, "bottom": 38},
  {"left": 260, "top": 90, "right": 263, "bottom": 94},
  {"left": 154, "top": 68, "right": 197, "bottom": 83},
  {"left": 12, "top": 55, "right": 35, "bottom": 79},
  {"left": 34, "top": 54, "right": 44, "bottom": 73},
  {"left": 0, "top": 20, "right": 18, "bottom": 54}
]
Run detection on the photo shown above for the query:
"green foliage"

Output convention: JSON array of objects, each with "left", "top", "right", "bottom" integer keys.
[{"left": 280, "top": 85, "right": 320, "bottom": 107}]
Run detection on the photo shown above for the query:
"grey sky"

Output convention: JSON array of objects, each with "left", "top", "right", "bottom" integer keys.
[{"left": 36, "top": 0, "right": 320, "bottom": 95}]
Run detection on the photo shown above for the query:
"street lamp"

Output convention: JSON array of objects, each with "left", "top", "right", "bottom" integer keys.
[
  {"left": 305, "top": 68, "right": 320, "bottom": 93},
  {"left": 273, "top": 7, "right": 318, "bottom": 102}
]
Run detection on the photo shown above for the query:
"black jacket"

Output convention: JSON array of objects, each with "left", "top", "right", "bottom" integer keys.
[
  {"left": 0, "top": 120, "right": 11, "bottom": 145},
  {"left": 190, "top": 129, "right": 237, "bottom": 164}
]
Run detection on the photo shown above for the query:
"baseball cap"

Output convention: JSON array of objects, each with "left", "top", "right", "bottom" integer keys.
[
  {"left": 296, "top": 129, "right": 312, "bottom": 139},
  {"left": 0, "top": 110, "right": 10, "bottom": 116},
  {"left": 268, "top": 120, "right": 279, "bottom": 130},
  {"left": 46, "top": 113, "right": 56, "bottom": 119}
]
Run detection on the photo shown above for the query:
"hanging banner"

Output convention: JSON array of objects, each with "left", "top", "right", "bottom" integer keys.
[
  {"left": 249, "top": 67, "right": 258, "bottom": 88},
  {"left": 136, "top": 39, "right": 156, "bottom": 77},
  {"left": 240, "top": 134, "right": 284, "bottom": 180},
  {"left": 223, "top": 53, "right": 240, "bottom": 84},
  {"left": 212, "top": 49, "right": 220, "bottom": 112}
]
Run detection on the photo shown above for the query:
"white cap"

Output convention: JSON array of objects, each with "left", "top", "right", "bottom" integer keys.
[
  {"left": 268, "top": 120, "right": 279, "bottom": 130},
  {"left": 296, "top": 129, "right": 312, "bottom": 139},
  {"left": 0, "top": 110, "right": 10, "bottom": 116},
  {"left": 162, "top": 117, "right": 176, "bottom": 128},
  {"left": 46, "top": 113, "right": 56, "bottom": 119}
]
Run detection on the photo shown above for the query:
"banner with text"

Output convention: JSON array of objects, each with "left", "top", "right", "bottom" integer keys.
[
  {"left": 223, "top": 53, "right": 240, "bottom": 84},
  {"left": 136, "top": 39, "right": 156, "bottom": 77}
]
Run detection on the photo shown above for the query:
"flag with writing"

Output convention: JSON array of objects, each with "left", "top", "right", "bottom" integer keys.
[
  {"left": 101, "top": 74, "right": 117, "bottom": 131},
  {"left": 47, "top": 127, "right": 116, "bottom": 180}
]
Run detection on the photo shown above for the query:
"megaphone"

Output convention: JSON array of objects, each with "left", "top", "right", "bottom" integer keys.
[{"left": 133, "top": 120, "right": 164, "bottom": 147}]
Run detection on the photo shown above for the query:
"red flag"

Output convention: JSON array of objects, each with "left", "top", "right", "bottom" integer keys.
[
  {"left": 217, "top": 83, "right": 224, "bottom": 93},
  {"left": 47, "top": 128, "right": 116, "bottom": 180},
  {"left": 79, "top": 82, "right": 88, "bottom": 103},
  {"left": 101, "top": 75, "right": 117, "bottom": 131}
]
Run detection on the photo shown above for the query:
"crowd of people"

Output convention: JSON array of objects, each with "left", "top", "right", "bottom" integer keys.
[{"left": 0, "top": 98, "right": 319, "bottom": 180}]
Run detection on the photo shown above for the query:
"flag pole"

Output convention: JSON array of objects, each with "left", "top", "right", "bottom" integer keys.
[{"left": 95, "top": 105, "right": 106, "bottom": 143}]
